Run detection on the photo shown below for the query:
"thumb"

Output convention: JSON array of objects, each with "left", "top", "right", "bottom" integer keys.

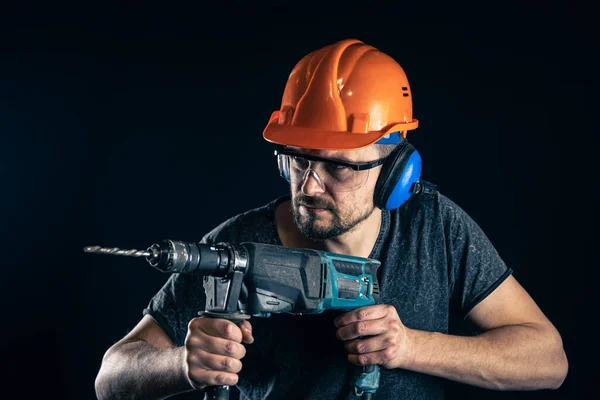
[{"left": 239, "top": 320, "right": 254, "bottom": 344}]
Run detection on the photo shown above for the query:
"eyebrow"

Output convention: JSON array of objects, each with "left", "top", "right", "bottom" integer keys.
[
  {"left": 285, "top": 147, "right": 359, "bottom": 164},
  {"left": 327, "top": 155, "right": 357, "bottom": 164}
]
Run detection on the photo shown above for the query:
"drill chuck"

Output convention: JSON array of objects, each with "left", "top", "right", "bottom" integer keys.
[
  {"left": 84, "top": 240, "right": 240, "bottom": 277},
  {"left": 145, "top": 240, "right": 229, "bottom": 275}
]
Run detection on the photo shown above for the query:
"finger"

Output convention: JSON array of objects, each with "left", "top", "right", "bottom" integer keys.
[
  {"left": 347, "top": 348, "right": 393, "bottom": 367},
  {"left": 189, "top": 318, "right": 244, "bottom": 343},
  {"left": 188, "top": 348, "right": 243, "bottom": 374},
  {"left": 343, "top": 335, "right": 390, "bottom": 355},
  {"left": 188, "top": 368, "right": 239, "bottom": 389},
  {"left": 336, "top": 316, "right": 388, "bottom": 341},
  {"left": 239, "top": 320, "right": 254, "bottom": 344},
  {"left": 186, "top": 331, "right": 247, "bottom": 359},
  {"left": 334, "top": 305, "right": 393, "bottom": 328}
]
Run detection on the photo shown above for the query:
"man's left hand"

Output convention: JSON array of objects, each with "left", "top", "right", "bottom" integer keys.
[{"left": 334, "top": 304, "right": 411, "bottom": 370}]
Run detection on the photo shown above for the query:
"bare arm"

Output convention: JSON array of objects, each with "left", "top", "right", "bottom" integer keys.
[
  {"left": 403, "top": 275, "right": 568, "bottom": 389},
  {"left": 96, "top": 314, "right": 253, "bottom": 400},
  {"left": 336, "top": 275, "right": 568, "bottom": 390},
  {"left": 95, "top": 315, "right": 194, "bottom": 400}
]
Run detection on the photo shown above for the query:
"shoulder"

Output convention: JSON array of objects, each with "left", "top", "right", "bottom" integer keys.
[
  {"left": 201, "top": 196, "right": 289, "bottom": 244},
  {"left": 396, "top": 180, "right": 444, "bottom": 221},
  {"left": 406, "top": 181, "right": 469, "bottom": 218},
  {"left": 393, "top": 180, "right": 479, "bottom": 233},
  {"left": 406, "top": 182, "right": 492, "bottom": 246}
]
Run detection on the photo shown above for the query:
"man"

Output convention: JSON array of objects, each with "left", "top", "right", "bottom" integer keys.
[{"left": 95, "top": 38, "right": 568, "bottom": 399}]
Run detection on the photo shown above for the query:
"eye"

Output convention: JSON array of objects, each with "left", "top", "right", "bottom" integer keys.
[
  {"left": 329, "top": 163, "right": 348, "bottom": 170},
  {"left": 291, "top": 156, "right": 309, "bottom": 169},
  {"left": 325, "top": 163, "right": 353, "bottom": 178}
]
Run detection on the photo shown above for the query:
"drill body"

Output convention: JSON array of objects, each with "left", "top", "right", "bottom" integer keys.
[{"left": 87, "top": 239, "right": 382, "bottom": 398}]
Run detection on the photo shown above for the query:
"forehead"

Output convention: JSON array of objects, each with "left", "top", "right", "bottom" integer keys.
[{"left": 288, "top": 145, "right": 380, "bottom": 163}]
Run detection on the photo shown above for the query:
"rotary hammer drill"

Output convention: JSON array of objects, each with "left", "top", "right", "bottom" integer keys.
[{"left": 85, "top": 240, "right": 382, "bottom": 399}]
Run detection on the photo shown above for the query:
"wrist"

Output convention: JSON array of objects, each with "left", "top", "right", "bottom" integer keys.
[
  {"left": 178, "top": 347, "right": 200, "bottom": 391},
  {"left": 397, "top": 326, "right": 419, "bottom": 370}
]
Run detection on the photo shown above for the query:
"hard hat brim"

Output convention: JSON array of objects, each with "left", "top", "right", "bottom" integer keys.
[{"left": 263, "top": 120, "right": 418, "bottom": 151}]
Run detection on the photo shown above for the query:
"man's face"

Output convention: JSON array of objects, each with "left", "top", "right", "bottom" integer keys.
[{"left": 289, "top": 145, "right": 383, "bottom": 240}]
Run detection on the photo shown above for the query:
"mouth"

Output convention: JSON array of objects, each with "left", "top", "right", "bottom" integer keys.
[{"left": 299, "top": 204, "right": 330, "bottom": 214}]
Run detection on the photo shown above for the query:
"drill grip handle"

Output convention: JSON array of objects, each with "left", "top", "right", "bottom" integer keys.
[
  {"left": 198, "top": 311, "right": 250, "bottom": 400},
  {"left": 203, "top": 385, "right": 232, "bottom": 400}
]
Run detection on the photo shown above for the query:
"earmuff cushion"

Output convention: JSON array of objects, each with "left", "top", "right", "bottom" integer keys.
[{"left": 374, "top": 141, "right": 422, "bottom": 210}]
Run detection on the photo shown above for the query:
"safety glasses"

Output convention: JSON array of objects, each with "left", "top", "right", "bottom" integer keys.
[{"left": 274, "top": 147, "right": 387, "bottom": 192}]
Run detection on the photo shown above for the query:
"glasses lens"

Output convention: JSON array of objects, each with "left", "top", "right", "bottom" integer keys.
[{"left": 280, "top": 154, "right": 370, "bottom": 192}]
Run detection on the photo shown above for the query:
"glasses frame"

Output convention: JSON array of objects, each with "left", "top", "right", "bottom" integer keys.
[{"left": 274, "top": 147, "right": 388, "bottom": 171}]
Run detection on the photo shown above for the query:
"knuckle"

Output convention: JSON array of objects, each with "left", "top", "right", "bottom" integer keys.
[
  {"left": 221, "top": 357, "right": 233, "bottom": 371},
  {"left": 186, "top": 334, "right": 202, "bottom": 348},
  {"left": 188, "top": 317, "right": 202, "bottom": 331},
  {"left": 383, "top": 347, "right": 395, "bottom": 361},
  {"left": 358, "top": 355, "right": 369, "bottom": 366},
  {"left": 222, "top": 321, "right": 241, "bottom": 341},
  {"left": 224, "top": 341, "right": 237, "bottom": 355},
  {"left": 213, "top": 373, "right": 227, "bottom": 384},
  {"left": 240, "top": 320, "right": 252, "bottom": 332},
  {"left": 356, "top": 322, "right": 367, "bottom": 335},
  {"left": 221, "top": 357, "right": 242, "bottom": 373},
  {"left": 214, "top": 373, "right": 238, "bottom": 386},
  {"left": 357, "top": 309, "right": 369, "bottom": 321},
  {"left": 224, "top": 322, "right": 234, "bottom": 336},
  {"left": 185, "top": 352, "right": 198, "bottom": 367},
  {"left": 386, "top": 335, "right": 398, "bottom": 347},
  {"left": 356, "top": 342, "right": 367, "bottom": 354}
]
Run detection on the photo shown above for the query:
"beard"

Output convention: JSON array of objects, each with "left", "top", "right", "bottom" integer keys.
[{"left": 291, "top": 194, "right": 375, "bottom": 240}]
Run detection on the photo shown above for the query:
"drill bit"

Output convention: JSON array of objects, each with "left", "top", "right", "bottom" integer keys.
[{"left": 83, "top": 245, "right": 151, "bottom": 258}]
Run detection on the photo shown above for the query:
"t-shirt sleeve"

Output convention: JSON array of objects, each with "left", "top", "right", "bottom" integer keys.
[
  {"left": 441, "top": 196, "right": 513, "bottom": 318},
  {"left": 143, "top": 272, "right": 206, "bottom": 346}
]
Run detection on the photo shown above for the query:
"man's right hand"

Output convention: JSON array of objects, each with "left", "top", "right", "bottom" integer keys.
[{"left": 183, "top": 317, "right": 254, "bottom": 389}]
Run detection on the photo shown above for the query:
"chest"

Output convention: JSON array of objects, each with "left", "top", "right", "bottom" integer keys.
[{"left": 376, "top": 228, "right": 451, "bottom": 333}]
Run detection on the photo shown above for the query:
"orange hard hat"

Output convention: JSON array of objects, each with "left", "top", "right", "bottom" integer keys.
[{"left": 263, "top": 38, "right": 419, "bottom": 151}]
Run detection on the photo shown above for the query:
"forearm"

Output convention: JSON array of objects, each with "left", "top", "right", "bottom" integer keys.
[
  {"left": 95, "top": 340, "right": 195, "bottom": 400},
  {"left": 403, "top": 323, "right": 568, "bottom": 390}
]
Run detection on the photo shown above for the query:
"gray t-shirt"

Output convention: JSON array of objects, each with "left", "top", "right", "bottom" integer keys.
[{"left": 144, "top": 181, "right": 512, "bottom": 399}]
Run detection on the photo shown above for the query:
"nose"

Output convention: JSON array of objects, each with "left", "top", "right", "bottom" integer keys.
[{"left": 301, "top": 169, "right": 326, "bottom": 196}]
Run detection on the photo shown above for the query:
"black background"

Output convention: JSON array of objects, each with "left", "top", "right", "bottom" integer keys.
[{"left": 0, "top": 2, "right": 594, "bottom": 399}]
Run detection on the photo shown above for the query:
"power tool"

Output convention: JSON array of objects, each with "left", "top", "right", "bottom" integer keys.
[{"left": 85, "top": 240, "right": 382, "bottom": 400}]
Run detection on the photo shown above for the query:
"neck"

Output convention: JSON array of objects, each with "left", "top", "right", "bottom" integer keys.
[
  {"left": 275, "top": 199, "right": 383, "bottom": 259},
  {"left": 321, "top": 208, "right": 382, "bottom": 258}
]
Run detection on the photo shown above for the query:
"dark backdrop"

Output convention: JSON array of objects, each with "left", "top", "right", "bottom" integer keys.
[{"left": 1, "top": 3, "right": 594, "bottom": 399}]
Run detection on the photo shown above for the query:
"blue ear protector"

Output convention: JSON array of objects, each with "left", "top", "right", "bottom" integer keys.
[
  {"left": 373, "top": 133, "right": 422, "bottom": 210},
  {"left": 276, "top": 132, "right": 421, "bottom": 210}
]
